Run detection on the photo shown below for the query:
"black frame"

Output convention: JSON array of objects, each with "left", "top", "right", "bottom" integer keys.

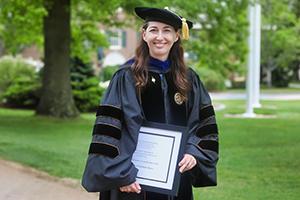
[{"left": 134, "top": 121, "right": 187, "bottom": 196}]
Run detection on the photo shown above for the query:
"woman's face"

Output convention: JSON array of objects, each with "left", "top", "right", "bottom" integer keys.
[{"left": 142, "top": 21, "right": 179, "bottom": 61}]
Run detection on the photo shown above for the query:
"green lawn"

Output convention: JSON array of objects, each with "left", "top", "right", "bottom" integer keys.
[
  {"left": 225, "top": 87, "right": 300, "bottom": 93},
  {"left": 0, "top": 100, "right": 300, "bottom": 200},
  {"left": 0, "top": 108, "right": 94, "bottom": 179}
]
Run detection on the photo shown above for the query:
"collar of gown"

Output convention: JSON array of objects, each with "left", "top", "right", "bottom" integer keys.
[
  {"left": 148, "top": 57, "right": 171, "bottom": 72},
  {"left": 123, "top": 57, "right": 171, "bottom": 73}
]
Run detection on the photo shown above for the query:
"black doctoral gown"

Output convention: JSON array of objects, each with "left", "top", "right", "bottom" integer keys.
[{"left": 81, "top": 61, "right": 219, "bottom": 200}]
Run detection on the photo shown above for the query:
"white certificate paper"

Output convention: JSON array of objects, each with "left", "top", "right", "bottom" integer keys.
[{"left": 132, "top": 125, "right": 183, "bottom": 192}]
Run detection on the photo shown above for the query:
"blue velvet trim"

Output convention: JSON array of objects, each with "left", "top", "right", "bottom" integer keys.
[{"left": 149, "top": 57, "right": 170, "bottom": 72}]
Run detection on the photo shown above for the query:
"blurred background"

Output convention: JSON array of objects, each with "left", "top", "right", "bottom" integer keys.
[{"left": 0, "top": 0, "right": 299, "bottom": 199}]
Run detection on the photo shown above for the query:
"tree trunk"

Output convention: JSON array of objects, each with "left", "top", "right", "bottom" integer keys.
[
  {"left": 265, "top": 69, "right": 272, "bottom": 88},
  {"left": 36, "top": 0, "right": 79, "bottom": 118},
  {"left": 298, "top": 65, "right": 300, "bottom": 81},
  {"left": 265, "top": 57, "right": 277, "bottom": 88}
]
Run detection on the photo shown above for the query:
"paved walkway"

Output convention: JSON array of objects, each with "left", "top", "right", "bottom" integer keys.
[{"left": 0, "top": 159, "right": 98, "bottom": 200}]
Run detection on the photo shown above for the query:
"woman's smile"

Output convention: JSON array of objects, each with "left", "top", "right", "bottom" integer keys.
[
  {"left": 153, "top": 42, "right": 167, "bottom": 48},
  {"left": 143, "top": 21, "right": 179, "bottom": 61}
]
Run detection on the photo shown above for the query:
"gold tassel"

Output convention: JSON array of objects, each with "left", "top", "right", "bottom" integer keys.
[{"left": 181, "top": 18, "right": 189, "bottom": 40}]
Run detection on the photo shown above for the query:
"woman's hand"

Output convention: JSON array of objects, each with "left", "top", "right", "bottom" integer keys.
[
  {"left": 120, "top": 181, "right": 141, "bottom": 193},
  {"left": 178, "top": 154, "right": 197, "bottom": 173}
]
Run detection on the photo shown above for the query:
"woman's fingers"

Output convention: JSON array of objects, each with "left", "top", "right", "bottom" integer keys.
[
  {"left": 178, "top": 154, "right": 197, "bottom": 173},
  {"left": 134, "top": 182, "right": 141, "bottom": 193},
  {"left": 119, "top": 186, "right": 127, "bottom": 192},
  {"left": 120, "top": 185, "right": 132, "bottom": 193},
  {"left": 120, "top": 181, "right": 141, "bottom": 193},
  {"left": 179, "top": 158, "right": 188, "bottom": 173},
  {"left": 178, "top": 155, "right": 188, "bottom": 167},
  {"left": 130, "top": 182, "right": 140, "bottom": 193},
  {"left": 120, "top": 185, "right": 131, "bottom": 192}
]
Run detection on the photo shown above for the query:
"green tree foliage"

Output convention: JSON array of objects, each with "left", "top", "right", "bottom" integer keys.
[
  {"left": 0, "top": 0, "right": 121, "bottom": 118},
  {"left": 167, "top": 0, "right": 249, "bottom": 78},
  {"left": 0, "top": 0, "right": 120, "bottom": 62},
  {"left": 0, "top": 0, "right": 46, "bottom": 54},
  {"left": 260, "top": 0, "right": 300, "bottom": 87},
  {"left": 71, "top": 0, "right": 121, "bottom": 62}
]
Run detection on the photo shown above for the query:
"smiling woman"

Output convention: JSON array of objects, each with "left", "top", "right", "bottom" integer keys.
[
  {"left": 142, "top": 22, "right": 179, "bottom": 61},
  {"left": 82, "top": 7, "right": 219, "bottom": 200}
]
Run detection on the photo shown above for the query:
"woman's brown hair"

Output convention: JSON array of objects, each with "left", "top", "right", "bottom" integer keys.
[{"left": 131, "top": 23, "right": 190, "bottom": 100}]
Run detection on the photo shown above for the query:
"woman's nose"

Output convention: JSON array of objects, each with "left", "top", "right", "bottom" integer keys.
[{"left": 156, "top": 31, "right": 163, "bottom": 40}]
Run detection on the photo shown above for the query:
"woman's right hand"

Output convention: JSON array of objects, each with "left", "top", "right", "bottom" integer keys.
[{"left": 120, "top": 181, "right": 141, "bottom": 193}]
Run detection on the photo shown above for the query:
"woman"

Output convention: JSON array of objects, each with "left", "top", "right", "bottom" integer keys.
[{"left": 82, "top": 7, "right": 219, "bottom": 200}]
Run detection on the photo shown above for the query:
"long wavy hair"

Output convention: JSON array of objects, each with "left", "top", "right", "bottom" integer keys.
[{"left": 131, "top": 23, "right": 190, "bottom": 100}]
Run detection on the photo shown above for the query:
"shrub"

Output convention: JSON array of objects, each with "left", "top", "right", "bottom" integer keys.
[
  {"left": 99, "top": 65, "right": 119, "bottom": 82},
  {"left": 69, "top": 57, "right": 105, "bottom": 112},
  {"left": 0, "top": 55, "right": 36, "bottom": 94},
  {"left": 1, "top": 76, "right": 41, "bottom": 108},
  {"left": 72, "top": 77, "right": 105, "bottom": 112},
  {"left": 272, "top": 67, "right": 294, "bottom": 87},
  {"left": 193, "top": 67, "right": 225, "bottom": 91},
  {"left": 70, "top": 57, "right": 94, "bottom": 82},
  {"left": 0, "top": 56, "right": 41, "bottom": 108}
]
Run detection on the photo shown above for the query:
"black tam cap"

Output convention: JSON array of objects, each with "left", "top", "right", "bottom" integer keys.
[{"left": 134, "top": 7, "right": 193, "bottom": 40}]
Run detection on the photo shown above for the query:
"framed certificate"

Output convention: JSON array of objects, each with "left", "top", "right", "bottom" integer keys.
[{"left": 132, "top": 121, "right": 187, "bottom": 196}]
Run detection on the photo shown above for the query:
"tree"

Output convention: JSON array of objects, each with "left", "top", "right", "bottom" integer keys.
[
  {"left": 35, "top": 0, "right": 78, "bottom": 117},
  {"left": 0, "top": 0, "right": 46, "bottom": 54},
  {"left": 0, "top": 0, "right": 120, "bottom": 118},
  {"left": 167, "top": 0, "right": 249, "bottom": 78},
  {"left": 260, "top": 0, "right": 300, "bottom": 87}
]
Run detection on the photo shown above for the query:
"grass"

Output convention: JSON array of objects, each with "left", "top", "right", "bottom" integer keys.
[
  {"left": 0, "top": 100, "right": 300, "bottom": 200},
  {"left": 224, "top": 87, "right": 300, "bottom": 93},
  {"left": 0, "top": 108, "right": 94, "bottom": 179},
  {"left": 195, "top": 100, "right": 300, "bottom": 200}
]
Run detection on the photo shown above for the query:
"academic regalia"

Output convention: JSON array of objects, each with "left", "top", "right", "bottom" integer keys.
[{"left": 81, "top": 57, "right": 219, "bottom": 200}]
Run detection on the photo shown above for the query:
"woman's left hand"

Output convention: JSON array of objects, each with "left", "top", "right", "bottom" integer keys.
[{"left": 178, "top": 154, "right": 197, "bottom": 173}]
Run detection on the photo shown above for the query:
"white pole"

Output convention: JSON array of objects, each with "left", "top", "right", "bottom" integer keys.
[
  {"left": 253, "top": 3, "right": 261, "bottom": 108},
  {"left": 244, "top": 5, "right": 256, "bottom": 117}
]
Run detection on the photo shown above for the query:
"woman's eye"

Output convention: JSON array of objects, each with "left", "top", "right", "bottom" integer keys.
[{"left": 149, "top": 29, "right": 157, "bottom": 32}]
